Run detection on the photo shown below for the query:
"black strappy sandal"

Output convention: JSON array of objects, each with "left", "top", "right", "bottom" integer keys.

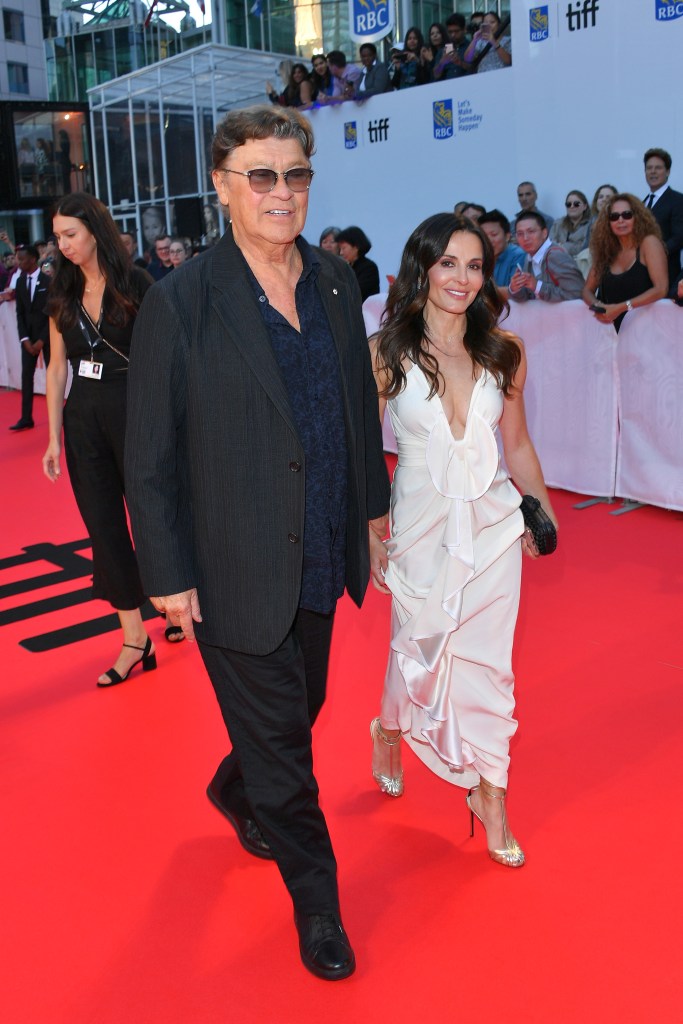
[{"left": 97, "top": 636, "right": 157, "bottom": 688}]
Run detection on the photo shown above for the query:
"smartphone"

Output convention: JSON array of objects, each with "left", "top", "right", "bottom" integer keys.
[
  {"left": 589, "top": 304, "right": 606, "bottom": 314},
  {"left": 444, "top": 43, "right": 454, "bottom": 54},
  {"left": 515, "top": 263, "right": 525, "bottom": 273}
]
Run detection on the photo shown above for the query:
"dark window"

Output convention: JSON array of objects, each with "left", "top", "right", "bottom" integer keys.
[
  {"left": 8, "top": 62, "right": 29, "bottom": 95},
  {"left": 3, "top": 9, "right": 25, "bottom": 42}
]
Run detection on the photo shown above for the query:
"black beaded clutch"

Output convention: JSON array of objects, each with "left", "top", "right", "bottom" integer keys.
[{"left": 520, "top": 495, "right": 557, "bottom": 556}]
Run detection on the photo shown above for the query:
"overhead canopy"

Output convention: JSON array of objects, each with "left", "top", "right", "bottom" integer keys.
[{"left": 87, "top": 42, "right": 294, "bottom": 112}]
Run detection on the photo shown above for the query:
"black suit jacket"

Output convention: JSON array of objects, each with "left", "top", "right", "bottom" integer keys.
[
  {"left": 125, "top": 228, "right": 390, "bottom": 655},
  {"left": 15, "top": 270, "right": 50, "bottom": 347},
  {"left": 649, "top": 186, "right": 683, "bottom": 285}
]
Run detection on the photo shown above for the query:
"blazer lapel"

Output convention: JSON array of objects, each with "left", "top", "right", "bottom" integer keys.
[{"left": 208, "top": 230, "right": 299, "bottom": 440}]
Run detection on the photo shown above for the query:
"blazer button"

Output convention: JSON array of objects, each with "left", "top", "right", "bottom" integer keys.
[
  {"left": 288, "top": 532, "right": 299, "bottom": 543},
  {"left": 289, "top": 460, "right": 301, "bottom": 472}
]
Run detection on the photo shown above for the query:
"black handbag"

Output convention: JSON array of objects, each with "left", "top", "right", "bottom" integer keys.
[{"left": 520, "top": 495, "right": 557, "bottom": 556}]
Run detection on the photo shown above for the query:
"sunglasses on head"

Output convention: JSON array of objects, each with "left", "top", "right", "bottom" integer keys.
[
  {"left": 609, "top": 210, "right": 634, "bottom": 222},
  {"left": 565, "top": 200, "right": 583, "bottom": 208}
]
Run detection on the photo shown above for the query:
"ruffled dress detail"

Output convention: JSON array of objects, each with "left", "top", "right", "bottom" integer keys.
[{"left": 382, "top": 364, "right": 524, "bottom": 786}]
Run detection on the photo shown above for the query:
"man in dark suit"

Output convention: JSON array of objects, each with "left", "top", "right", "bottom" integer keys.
[
  {"left": 643, "top": 147, "right": 683, "bottom": 288},
  {"left": 10, "top": 244, "right": 50, "bottom": 431},
  {"left": 125, "top": 106, "right": 390, "bottom": 981}
]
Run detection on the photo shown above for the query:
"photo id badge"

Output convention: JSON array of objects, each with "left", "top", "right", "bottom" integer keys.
[{"left": 78, "top": 359, "right": 103, "bottom": 380}]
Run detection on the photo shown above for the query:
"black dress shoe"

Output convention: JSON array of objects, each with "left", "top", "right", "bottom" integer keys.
[
  {"left": 9, "top": 420, "right": 34, "bottom": 431},
  {"left": 206, "top": 782, "right": 273, "bottom": 860},
  {"left": 294, "top": 913, "right": 356, "bottom": 981}
]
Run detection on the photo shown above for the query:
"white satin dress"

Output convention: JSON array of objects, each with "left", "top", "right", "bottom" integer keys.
[{"left": 380, "top": 363, "right": 524, "bottom": 790}]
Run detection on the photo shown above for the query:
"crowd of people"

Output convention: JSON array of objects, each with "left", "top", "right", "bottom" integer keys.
[
  {"left": 265, "top": 11, "right": 512, "bottom": 110},
  {"left": 452, "top": 150, "right": 683, "bottom": 318}
]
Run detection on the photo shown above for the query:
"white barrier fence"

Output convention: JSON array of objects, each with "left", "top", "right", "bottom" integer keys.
[
  {"left": 3, "top": 292, "right": 681, "bottom": 511},
  {"left": 364, "top": 297, "right": 683, "bottom": 513}
]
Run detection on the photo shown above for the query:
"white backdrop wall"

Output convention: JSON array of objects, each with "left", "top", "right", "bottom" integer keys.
[{"left": 305, "top": 0, "right": 682, "bottom": 282}]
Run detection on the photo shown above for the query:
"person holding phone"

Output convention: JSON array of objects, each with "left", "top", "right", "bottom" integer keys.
[
  {"left": 463, "top": 11, "right": 511, "bottom": 73},
  {"left": 582, "top": 193, "right": 668, "bottom": 332},
  {"left": 390, "top": 28, "right": 431, "bottom": 89}
]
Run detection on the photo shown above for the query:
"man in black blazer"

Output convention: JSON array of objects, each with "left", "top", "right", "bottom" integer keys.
[
  {"left": 643, "top": 147, "right": 683, "bottom": 288},
  {"left": 10, "top": 244, "right": 50, "bottom": 431},
  {"left": 125, "top": 107, "right": 390, "bottom": 981}
]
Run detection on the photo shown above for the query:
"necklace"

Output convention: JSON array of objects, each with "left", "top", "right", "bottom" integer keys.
[
  {"left": 83, "top": 275, "right": 105, "bottom": 294},
  {"left": 427, "top": 336, "right": 466, "bottom": 359}
]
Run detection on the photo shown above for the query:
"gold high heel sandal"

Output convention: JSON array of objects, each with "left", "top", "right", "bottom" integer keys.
[
  {"left": 370, "top": 717, "right": 404, "bottom": 797},
  {"left": 466, "top": 778, "right": 525, "bottom": 868}
]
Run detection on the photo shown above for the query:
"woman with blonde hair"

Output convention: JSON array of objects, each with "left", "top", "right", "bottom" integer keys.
[{"left": 583, "top": 192, "right": 668, "bottom": 332}]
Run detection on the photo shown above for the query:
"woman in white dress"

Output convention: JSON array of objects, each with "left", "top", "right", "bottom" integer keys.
[{"left": 369, "top": 214, "right": 557, "bottom": 867}]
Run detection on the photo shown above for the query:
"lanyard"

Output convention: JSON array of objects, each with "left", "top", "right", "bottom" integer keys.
[{"left": 77, "top": 301, "right": 129, "bottom": 364}]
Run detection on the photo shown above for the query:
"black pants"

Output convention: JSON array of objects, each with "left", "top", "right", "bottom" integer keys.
[
  {"left": 199, "top": 606, "right": 338, "bottom": 916},
  {"left": 20, "top": 341, "right": 50, "bottom": 423}
]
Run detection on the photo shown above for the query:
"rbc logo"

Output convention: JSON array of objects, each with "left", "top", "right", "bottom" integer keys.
[
  {"left": 655, "top": 0, "right": 683, "bottom": 19},
  {"left": 433, "top": 100, "right": 453, "bottom": 140},
  {"left": 350, "top": 0, "right": 390, "bottom": 37},
  {"left": 530, "top": 6, "right": 549, "bottom": 40},
  {"left": 344, "top": 122, "right": 358, "bottom": 149}
]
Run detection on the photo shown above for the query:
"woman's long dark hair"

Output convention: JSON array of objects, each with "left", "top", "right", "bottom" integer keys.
[
  {"left": 404, "top": 26, "right": 425, "bottom": 51},
  {"left": 377, "top": 213, "right": 521, "bottom": 399},
  {"left": 286, "top": 62, "right": 310, "bottom": 106},
  {"left": 48, "top": 192, "right": 141, "bottom": 333}
]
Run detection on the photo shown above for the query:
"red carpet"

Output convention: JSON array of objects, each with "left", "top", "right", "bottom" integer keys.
[{"left": 2, "top": 390, "right": 682, "bottom": 1023}]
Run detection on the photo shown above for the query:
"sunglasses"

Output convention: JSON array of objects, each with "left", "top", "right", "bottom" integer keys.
[
  {"left": 565, "top": 200, "right": 583, "bottom": 208},
  {"left": 609, "top": 210, "right": 634, "bottom": 222},
  {"left": 219, "top": 167, "right": 314, "bottom": 194}
]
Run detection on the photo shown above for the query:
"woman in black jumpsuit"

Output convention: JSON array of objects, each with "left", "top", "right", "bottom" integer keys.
[{"left": 43, "top": 192, "right": 167, "bottom": 686}]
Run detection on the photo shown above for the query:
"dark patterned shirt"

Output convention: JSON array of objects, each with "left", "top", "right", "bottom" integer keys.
[{"left": 245, "top": 238, "right": 348, "bottom": 613}]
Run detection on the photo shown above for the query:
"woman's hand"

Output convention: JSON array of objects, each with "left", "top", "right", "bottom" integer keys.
[
  {"left": 593, "top": 302, "right": 625, "bottom": 324},
  {"left": 420, "top": 46, "right": 433, "bottom": 63},
  {"left": 369, "top": 515, "right": 390, "bottom": 594},
  {"left": 43, "top": 440, "right": 62, "bottom": 482},
  {"left": 521, "top": 528, "right": 539, "bottom": 559}
]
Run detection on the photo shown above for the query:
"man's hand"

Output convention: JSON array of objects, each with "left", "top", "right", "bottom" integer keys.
[{"left": 150, "top": 588, "right": 202, "bottom": 642}]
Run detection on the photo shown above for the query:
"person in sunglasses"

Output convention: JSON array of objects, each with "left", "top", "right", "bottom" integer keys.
[
  {"left": 582, "top": 193, "right": 668, "bottom": 332},
  {"left": 124, "top": 105, "right": 390, "bottom": 982},
  {"left": 549, "top": 189, "right": 592, "bottom": 258}
]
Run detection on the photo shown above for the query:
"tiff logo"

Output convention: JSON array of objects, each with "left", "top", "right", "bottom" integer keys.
[
  {"left": 367, "top": 118, "right": 389, "bottom": 143},
  {"left": 565, "top": 0, "right": 599, "bottom": 30}
]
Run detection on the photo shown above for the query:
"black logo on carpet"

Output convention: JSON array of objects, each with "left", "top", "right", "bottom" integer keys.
[{"left": 0, "top": 539, "right": 158, "bottom": 652}]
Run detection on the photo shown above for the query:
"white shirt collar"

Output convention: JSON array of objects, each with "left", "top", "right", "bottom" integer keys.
[
  {"left": 647, "top": 183, "right": 668, "bottom": 203},
  {"left": 531, "top": 237, "right": 553, "bottom": 272}
]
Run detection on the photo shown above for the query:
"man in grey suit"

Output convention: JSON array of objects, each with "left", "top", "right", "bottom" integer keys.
[
  {"left": 125, "top": 106, "right": 390, "bottom": 981},
  {"left": 509, "top": 211, "right": 585, "bottom": 303},
  {"left": 357, "top": 42, "right": 391, "bottom": 97}
]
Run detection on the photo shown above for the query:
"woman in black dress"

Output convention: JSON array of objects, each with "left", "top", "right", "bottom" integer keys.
[
  {"left": 43, "top": 192, "right": 166, "bottom": 687},
  {"left": 582, "top": 193, "right": 668, "bottom": 333}
]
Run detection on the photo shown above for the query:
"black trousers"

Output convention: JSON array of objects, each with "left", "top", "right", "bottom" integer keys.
[
  {"left": 63, "top": 373, "right": 145, "bottom": 610},
  {"left": 198, "top": 606, "right": 338, "bottom": 916},
  {"left": 20, "top": 341, "right": 50, "bottom": 423}
]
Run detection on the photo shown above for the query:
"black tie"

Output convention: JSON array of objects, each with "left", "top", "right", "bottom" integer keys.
[{"left": 646, "top": 193, "right": 655, "bottom": 209}]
